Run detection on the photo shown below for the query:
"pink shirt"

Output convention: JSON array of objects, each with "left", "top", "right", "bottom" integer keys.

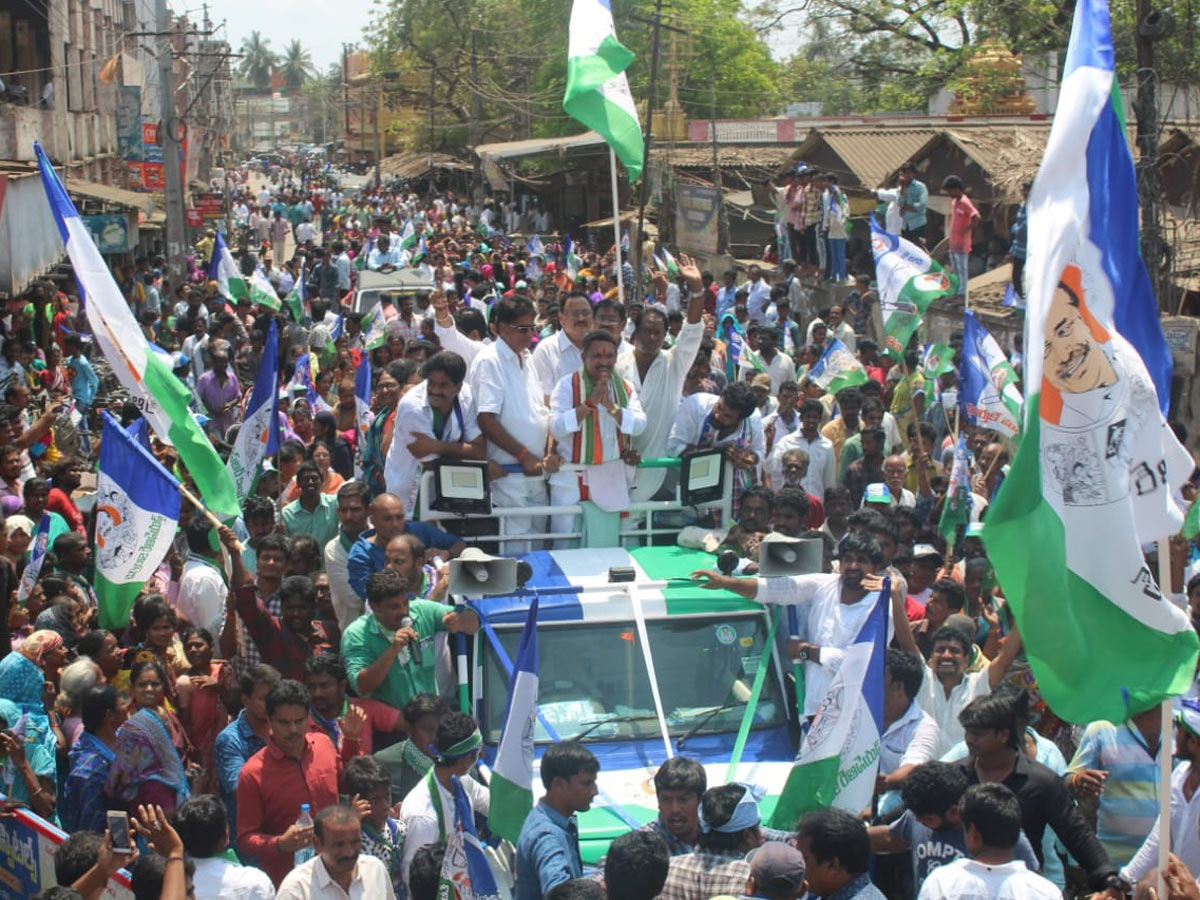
[{"left": 948, "top": 195, "right": 980, "bottom": 252}]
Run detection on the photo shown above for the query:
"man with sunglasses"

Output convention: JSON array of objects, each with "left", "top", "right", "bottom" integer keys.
[{"left": 467, "top": 294, "right": 560, "bottom": 552}]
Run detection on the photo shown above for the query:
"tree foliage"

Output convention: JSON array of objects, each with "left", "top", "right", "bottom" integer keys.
[
  {"left": 238, "top": 31, "right": 276, "bottom": 93},
  {"left": 362, "top": 0, "right": 781, "bottom": 151},
  {"left": 278, "top": 40, "right": 316, "bottom": 93},
  {"left": 758, "top": 0, "right": 1199, "bottom": 113}
]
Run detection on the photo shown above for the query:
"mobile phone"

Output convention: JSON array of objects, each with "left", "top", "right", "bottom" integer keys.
[{"left": 107, "top": 810, "right": 133, "bottom": 854}]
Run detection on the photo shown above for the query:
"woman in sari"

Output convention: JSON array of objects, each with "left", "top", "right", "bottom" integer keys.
[
  {"left": 0, "top": 630, "right": 69, "bottom": 764},
  {"left": 312, "top": 409, "right": 354, "bottom": 480},
  {"left": 107, "top": 659, "right": 192, "bottom": 814},
  {"left": 309, "top": 440, "right": 346, "bottom": 495},
  {"left": 359, "top": 367, "right": 400, "bottom": 501},
  {"left": 175, "top": 627, "right": 233, "bottom": 796}
]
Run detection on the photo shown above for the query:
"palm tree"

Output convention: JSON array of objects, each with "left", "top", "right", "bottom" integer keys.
[
  {"left": 278, "top": 40, "right": 316, "bottom": 93},
  {"left": 238, "top": 31, "right": 276, "bottom": 92}
]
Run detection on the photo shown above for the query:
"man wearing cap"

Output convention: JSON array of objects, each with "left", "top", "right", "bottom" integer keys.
[
  {"left": 709, "top": 842, "right": 808, "bottom": 900},
  {"left": 660, "top": 783, "right": 765, "bottom": 900},
  {"left": 1105, "top": 700, "right": 1200, "bottom": 896},
  {"left": 397, "top": 710, "right": 489, "bottom": 890}
]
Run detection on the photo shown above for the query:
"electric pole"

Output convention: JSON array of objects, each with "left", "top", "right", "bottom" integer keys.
[
  {"left": 629, "top": 4, "right": 687, "bottom": 301},
  {"left": 1133, "top": 0, "right": 1173, "bottom": 311},
  {"left": 156, "top": 0, "right": 187, "bottom": 291}
]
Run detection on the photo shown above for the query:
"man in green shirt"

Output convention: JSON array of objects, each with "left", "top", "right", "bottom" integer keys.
[
  {"left": 341, "top": 569, "right": 480, "bottom": 711},
  {"left": 282, "top": 461, "right": 339, "bottom": 548}
]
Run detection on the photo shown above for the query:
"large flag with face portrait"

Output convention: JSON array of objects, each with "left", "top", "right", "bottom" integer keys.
[{"left": 982, "top": 0, "right": 1197, "bottom": 724}]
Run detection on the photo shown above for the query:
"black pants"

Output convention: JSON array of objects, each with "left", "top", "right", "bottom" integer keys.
[
  {"left": 1011, "top": 255, "right": 1026, "bottom": 297},
  {"left": 902, "top": 225, "right": 926, "bottom": 248}
]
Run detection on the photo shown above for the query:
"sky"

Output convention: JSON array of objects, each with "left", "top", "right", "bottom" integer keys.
[
  {"left": 197, "top": 0, "right": 375, "bottom": 72},
  {"left": 199, "top": 0, "right": 803, "bottom": 77}
]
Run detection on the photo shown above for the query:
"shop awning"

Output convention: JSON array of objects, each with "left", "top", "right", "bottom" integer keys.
[{"left": 64, "top": 178, "right": 157, "bottom": 214}]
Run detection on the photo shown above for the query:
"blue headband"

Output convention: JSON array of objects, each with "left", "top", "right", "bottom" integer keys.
[{"left": 699, "top": 783, "right": 765, "bottom": 834}]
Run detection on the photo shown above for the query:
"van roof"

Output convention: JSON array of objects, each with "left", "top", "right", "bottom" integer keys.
[{"left": 471, "top": 546, "right": 760, "bottom": 625}]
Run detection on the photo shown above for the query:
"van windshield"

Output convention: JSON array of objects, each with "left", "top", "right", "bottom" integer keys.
[{"left": 481, "top": 613, "right": 786, "bottom": 743}]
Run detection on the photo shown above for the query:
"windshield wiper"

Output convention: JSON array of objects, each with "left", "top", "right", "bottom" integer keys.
[
  {"left": 675, "top": 703, "right": 741, "bottom": 749},
  {"left": 573, "top": 714, "right": 662, "bottom": 740}
]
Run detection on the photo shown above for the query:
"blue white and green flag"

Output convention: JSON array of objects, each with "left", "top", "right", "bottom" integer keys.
[
  {"left": 563, "top": 0, "right": 644, "bottom": 180},
  {"left": 983, "top": 0, "right": 1198, "bottom": 724}
]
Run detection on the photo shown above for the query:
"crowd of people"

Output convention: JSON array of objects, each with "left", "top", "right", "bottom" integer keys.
[{"left": 4, "top": 153, "right": 1199, "bottom": 900}]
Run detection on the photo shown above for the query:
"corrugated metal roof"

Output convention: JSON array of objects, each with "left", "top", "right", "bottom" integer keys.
[
  {"left": 474, "top": 131, "right": 607, "bottom": 161},
  {"left": 64, "top": 178, "right": 157, "bottom": 214},
  {"left": 379, "top": 152, "right": 471, "bottom": 178},
  {"left": 650, "top": 144, "right": 794, "bottom": 170},
  {"left": 802, "top": 127, "right": 942, "bottom": 190}
]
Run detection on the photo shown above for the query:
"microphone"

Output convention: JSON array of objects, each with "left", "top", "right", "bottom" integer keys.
[{"left": 400, "top": 615, "right": 422, "bottom": 665}]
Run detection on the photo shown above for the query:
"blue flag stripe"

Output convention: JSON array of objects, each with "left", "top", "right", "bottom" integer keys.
[
  {"left": 99, "top": 411, "right": 180, "bottom": 513},
  {"left": 34, "top": 144, "right": 73, "bottom": 242}
]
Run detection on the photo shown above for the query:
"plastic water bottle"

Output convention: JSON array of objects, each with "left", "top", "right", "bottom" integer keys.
[{"left": 294, "top": 804, "right": 314, "bottom": 867}]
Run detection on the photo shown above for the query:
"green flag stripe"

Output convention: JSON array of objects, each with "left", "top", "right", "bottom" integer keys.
[
  {"left": 565, "top": 35, "right": 635, "bottom": 95},
  {"left": 143, "top": 351, "right": 241, "bottom": 520},
  {"left": 766, "top": 755, "right": 840, "bottom": 830},
  {"left": 983, "top": 398, "right": 1198, "bottom": 723},
  {"left": 95, "top": 572, "right": 140, "bottom": 631}
]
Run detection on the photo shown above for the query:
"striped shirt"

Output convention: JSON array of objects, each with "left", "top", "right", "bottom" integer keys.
[{"left": 1067, "top": 720, "right": 1161, "bottom": 865}]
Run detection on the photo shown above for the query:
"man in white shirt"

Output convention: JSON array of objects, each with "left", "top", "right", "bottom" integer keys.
[
  {"left": 766, "top": 399, "right": 836, "bottom": 500},
  {"left": 917, "top": 783, "right": 1060, "bottom": 900},
  {"left": 745, "top": 265, "right": 773, "bottom": 325},
  {"left": 325, "top": 482, "right": 371, "bottom": 632},
  {"left": 879, "top": 648, "right": 939, "bottom": 794},
  {"left": 693, "top": 532, "right": 906, "bottom": 718},
  {"left": 549, "top": 330, "right": 647, "bottom": 544},
  {"left": 296, "top": 219, "right": 316, "bottom": 245},
  {"left": 467, "top": 294, "right": 558, "bottom": 552},
  {"left": 918, "top": 623, "right": 1022, "bottom": 758},
  {"left": 399, "top": 712, "right": 490, "bottom": 891},
  {"left": 617, "top": 254, "right": 705, "bottom": 501},
  {"left": 667, "top": 382, "right": 766, "bottom": 483},
  {"left": 431, "top": 293, "right": 489, "bottom": 366},
  {"left": 530, "top": 292, "right": 592, "bottom": 402},
  {"left": 331, "top": 241, "right": 352, "bottom": 293},
  {"left": 176, "top": 519, "right": 230, "bottom": 646},
  {"left": 173, "top": 794, "right": 275, "bottom": 900},
  {"left": 385, "top": 350, "right": 484, "bottom": 511},
  {"left": 741, "top": 326, "right": 795, "bottom": 394},
  {"left": 277, "top": 805, "right": 395, "bottom": 900}
]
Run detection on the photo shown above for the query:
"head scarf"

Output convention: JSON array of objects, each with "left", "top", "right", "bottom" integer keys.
[
  {"left": 698, "top": 783, "right": 764, "bottom": 834},
  {"left": 18, "top": 630, "right": 64, "bottom": 666},
  {"left": 431, "top": 729, "right": 482, "bottom": 766},
  {"left": 106, "top": 708, "right": 191, "bottom": 806}
]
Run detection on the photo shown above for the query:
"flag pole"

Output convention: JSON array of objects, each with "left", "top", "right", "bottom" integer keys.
[
  {"left": 609, "top": 148, "right": 626, "bottom": 302},
  {"left": 178, "top": 482, "right": 245, "bottom": 552},
  {"left": 1156, "top": 537, "right": 1172, "bottom": 899}
]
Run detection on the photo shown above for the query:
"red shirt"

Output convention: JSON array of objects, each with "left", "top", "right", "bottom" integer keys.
[
  {"left": 804, "top": 494, "right": 825, "bottom": 529},
  {"left": 47, "top": 487, "right": 86, "bottom": 535},
  {"left": 236, "top": 733, "right": 345, "bottom": 886}
]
